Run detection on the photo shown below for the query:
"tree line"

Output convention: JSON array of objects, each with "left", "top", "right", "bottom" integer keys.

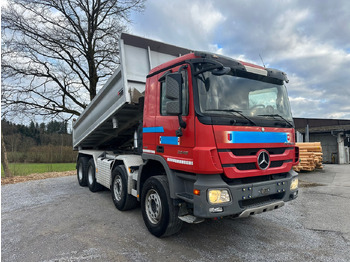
[
  {"left": 2, "top": 119, "right": 76, "bottom": 163},
  {"left": 1, "top": 0, "right": 145, "bottom": 177}
]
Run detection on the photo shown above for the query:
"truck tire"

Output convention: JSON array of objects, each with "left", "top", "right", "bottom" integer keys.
[
  {"left": 87, "top": 158, "right": 103, "bottom": 192},
  {"left": 77, "top": 157, "right": 88, "bottom": 186},
  {"left": 141, "top": 176, "right": 183, "bottom": 237},
  {"left": 111, "top": 165, "right": 138, "bottom": 211}
]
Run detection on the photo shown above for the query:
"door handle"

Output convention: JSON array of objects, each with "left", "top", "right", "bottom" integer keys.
[{"left": 157, "top": 146, "right": 164, "bottom": 153}]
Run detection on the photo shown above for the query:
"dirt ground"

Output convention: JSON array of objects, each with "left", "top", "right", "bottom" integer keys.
[{"left": 1, "top": 170, "right": 76, "bottom": 185}]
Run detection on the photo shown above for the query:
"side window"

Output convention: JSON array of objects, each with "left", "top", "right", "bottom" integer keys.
[
  {"left": 160, "top": 81, "right": 170, "bottom": 115},
  {"left": 160, "top": 69, "right": 189, "bottom": 116}
]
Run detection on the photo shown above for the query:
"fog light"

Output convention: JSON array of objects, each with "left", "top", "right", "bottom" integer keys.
[
  {"left": 290, "top": 178, "right": 298, "bottom": 191},
  {"left": 208, "top": 189, "right": 231, "bottom": 204}
]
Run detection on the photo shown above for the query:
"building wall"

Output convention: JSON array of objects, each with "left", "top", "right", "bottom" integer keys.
[
  {"left": 294, "top": 118, "right": 350, "bottom": 129},
  {"left": 309, "top": 133, "right": 338, "bottom": 163}
]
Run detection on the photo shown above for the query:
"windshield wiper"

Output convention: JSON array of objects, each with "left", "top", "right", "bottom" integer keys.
[
  {"left": 206, "top": 109, "right": 257, "bottom": 126},
  {"left": 258, "top": 114, "right": 293, "bottom": 127}
]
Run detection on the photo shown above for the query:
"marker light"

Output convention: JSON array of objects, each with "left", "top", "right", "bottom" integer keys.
[
  {"left": 208, "top": 189, "right": 231, "bottom": 204},
  {"left": 290, "top": 178, "right": 298, "bottom": 191},
  {"left": 193, "top": 189, "right": 201, "bottom": 196}
]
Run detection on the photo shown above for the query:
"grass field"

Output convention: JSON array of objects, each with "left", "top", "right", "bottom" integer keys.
[{"left": 1, "top": 163, "right": 76, "bottom": 177}]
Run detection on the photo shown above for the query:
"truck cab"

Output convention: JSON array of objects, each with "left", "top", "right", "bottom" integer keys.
[{"left": 142, "top": 51, "right": 299, "bottom": 220}]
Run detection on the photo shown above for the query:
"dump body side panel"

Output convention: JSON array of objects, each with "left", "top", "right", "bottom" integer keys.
[{"left": 73, "top": 33, "right": 191, "bottom": 150}]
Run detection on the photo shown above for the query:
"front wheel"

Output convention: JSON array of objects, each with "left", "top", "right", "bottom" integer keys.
[{"left": 141, "top": 176, "right": 183, "bottom": 237}]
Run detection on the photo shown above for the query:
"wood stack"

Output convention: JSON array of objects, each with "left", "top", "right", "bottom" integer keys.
[{"left": 293, "top": 142, "right": 323, "bottom": 172}]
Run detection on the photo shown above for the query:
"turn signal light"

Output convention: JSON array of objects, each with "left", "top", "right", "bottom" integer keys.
[{"left": 193, "top": 189, "right": 201, "bottom": 196}]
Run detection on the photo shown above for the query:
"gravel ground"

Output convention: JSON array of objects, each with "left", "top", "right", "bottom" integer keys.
[{"left": 1, "top": 165, "right": 350, "bottom": 262}]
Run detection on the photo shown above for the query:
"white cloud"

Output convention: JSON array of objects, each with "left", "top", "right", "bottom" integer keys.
[
  {"left": 0, "top": 0, "right": 8, "bottom": 7},
  {"left": 190, "top": 2, "right": 225, "bottom": 34},
  {"left": 208, "top": 44, "right": 223, "bottom": 54}
]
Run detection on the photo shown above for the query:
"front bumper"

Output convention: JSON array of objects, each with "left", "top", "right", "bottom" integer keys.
[{"left": 192, "top": 169, "right": 298, "bottom": 218}]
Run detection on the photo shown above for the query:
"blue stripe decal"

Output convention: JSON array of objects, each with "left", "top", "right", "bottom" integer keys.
[
  {"left": 227, "top": 131, "right": 287, "bottom": 144},
  {"left": 160, "top": 136, "right": 179, "bottom": 145},
  {"left": 143, "top": 127, "right": 164, "bottom": 133}
]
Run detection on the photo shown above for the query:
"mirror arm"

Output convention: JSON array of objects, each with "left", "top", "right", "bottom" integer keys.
[
  {"left": 178, "top": 65, "right": 188, "bottom": 72},
  {"left": 178, "top": 115, "right": 187, "bottom": 129},
  {"left": 176, "top": 116, "right": 186, "bottom": 137},
  {"left": 193, "top": 60, "right": 225, "bottom": 76}
]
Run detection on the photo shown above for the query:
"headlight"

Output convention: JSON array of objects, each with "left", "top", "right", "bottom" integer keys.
[
  {"left": 290, "top": 178, "right": 298, "bottom": 191},
  {"left": 208, "top": 189, "right": 231, "bottom": 204}
]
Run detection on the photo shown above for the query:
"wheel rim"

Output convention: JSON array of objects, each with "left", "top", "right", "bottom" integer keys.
[
  {"left": 145, "top": 189, "right": 162, "bottom": 225},
  {"left": 114, "top": 175, "right": 122, "bottom": 201},
  {"left": 78, "top": 163, "right": 83, "bottom": 181},
  {"left": 88, "top": 166, "right": 94, "bottom": 185}
]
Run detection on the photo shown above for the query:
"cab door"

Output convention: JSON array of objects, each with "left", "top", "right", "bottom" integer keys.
[{"left": 155, "top": 66, "right": 195, "bottom": 172}]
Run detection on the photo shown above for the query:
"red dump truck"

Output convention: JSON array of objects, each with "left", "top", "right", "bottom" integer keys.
[{"left": 73, "top": 33, "right": 299, "bottom": 237}]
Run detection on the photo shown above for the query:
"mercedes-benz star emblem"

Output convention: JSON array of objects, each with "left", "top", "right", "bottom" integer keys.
[{"left": 257, "top": 150, "right": 270, "bottom": 170}]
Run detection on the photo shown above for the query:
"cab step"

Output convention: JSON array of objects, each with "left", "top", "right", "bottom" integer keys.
[{"left": 178, "top": 215, "right": 205, "bottom": 224}]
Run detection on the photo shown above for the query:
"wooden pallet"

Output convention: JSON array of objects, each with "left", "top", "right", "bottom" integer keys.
[{"left": 293, "top": 142, "right": 323, "bottom": 172}]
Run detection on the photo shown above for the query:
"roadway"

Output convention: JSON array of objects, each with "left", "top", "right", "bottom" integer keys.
[{"left": 2, "top": 164, "right": 349, "bottom": 261}]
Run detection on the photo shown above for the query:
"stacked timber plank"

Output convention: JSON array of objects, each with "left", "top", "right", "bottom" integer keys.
[{"left": 293, "top": 142, "right": 323, "bottom": 172}]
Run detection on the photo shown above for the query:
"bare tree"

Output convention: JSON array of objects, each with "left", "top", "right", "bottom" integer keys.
[
  {"left": 1, "top": 132, "right": 12, "bottom": 178},
  {"left": 2, "top": 0, "right": 145, "bottom": 119}
]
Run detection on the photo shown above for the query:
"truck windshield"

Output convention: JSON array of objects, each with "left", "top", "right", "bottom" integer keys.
[{"left": 195, "top": 68, "right": 293, "bottom": 126}]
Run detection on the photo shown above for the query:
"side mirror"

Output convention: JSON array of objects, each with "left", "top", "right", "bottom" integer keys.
[
  {"left": 166, "top": 101, "right": 181, "bottom": 115},
  {"left": 165, "top": 73, "right": 182, "bottom": 115}
]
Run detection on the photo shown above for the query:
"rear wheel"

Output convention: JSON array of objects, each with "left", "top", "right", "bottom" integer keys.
[
  {"left": 111, "top": 165, "right": 138, "bottom": 211},
  {"left": 87, "top": 158, "right": 103, "bottom": 192},
  {"left": 77, "top": 157, "right": 88, "bottom": 186},
  {"left": 141, "top": 176, "right": 183, "bottom": 237}
]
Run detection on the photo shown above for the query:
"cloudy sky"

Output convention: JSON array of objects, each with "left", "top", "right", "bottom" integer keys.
[{"left": 129, "top": 0, "right": 350, "bottom": 119}]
